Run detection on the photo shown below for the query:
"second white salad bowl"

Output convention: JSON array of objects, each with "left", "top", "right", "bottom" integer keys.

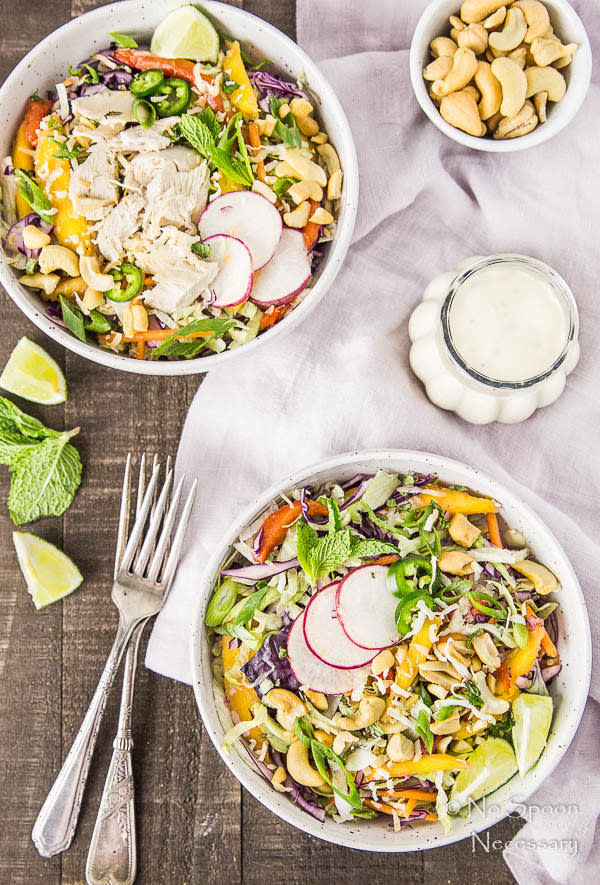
[
  {"left": 0, "top": 0, "right": 358, "bottom": 375},
  {"left": 191, "top": 449, "right": 591, "bottom": 852}
]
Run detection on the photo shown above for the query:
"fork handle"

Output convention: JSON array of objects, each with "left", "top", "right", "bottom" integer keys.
[
  {"left": 32, "top": 617, "right": 137, "bottom": 858},
  {"left": 86, "top": 621, "right": 145, "bottom": 885}
]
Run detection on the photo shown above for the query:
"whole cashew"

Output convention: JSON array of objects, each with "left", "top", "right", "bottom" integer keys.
[
  {"left": 513, "top": 0, "right": 551, "bottom": 43},
  {"left": 460, "top": 0, "right": 507, "bottom": 25},
  {"left": 491, "top": 56, "right": 528, "bottom": 117},
  {"left": 283, "top": 201, "right": 311, "bottom": 228},
  {"left": 457, "top": 23, "right": 489, "bottom": 55},
  {"left": 489, "top": 7, "right": 527, "bottom": 52},
  {"left": 512, "top": 559, "right": 558, "bottom": 594},
  {"left": 80, "top": 255, "right": 114, "bottom": 292},
  {"left": 483, "top": 6, "right": 506, "bottom": 29},
  {"left": 508, "top": 47, "right": 528, "bottom": 69},
  {"left": 430, "top": 36, "right": 458, "bottom": 58},
  {"left": 286, "top": 740, "right": 325, "bottom": 788},
  {"left": 38, "top": 244, "right": 80, "bottom": 278},
  {"left": 19, "top": 272, "right": 60, "bottom": 296},
  {"left": 431, "top": 47, "right": 479, "bottom": 98},
  {"left": 525, "top": 65, "right": 566, "bottom": 102},
  {"left": 265, "top": 688, "right": 307, "bottom": 730},
  {"left": 438, "top": 549, "right": 476, "bottom": 575},
  {"left": 531, "top": 36, "right": 578, "bottom": 67},
  {"left": 493, "top": 100, "right": 538, "bottom": 138},
  {"left": 448, "top": 511, "right": 482, "bottom": 547},
  {"left": 423, "top": 55, "right": 453, "bottom": 81},
  {"left": 440, "top": 90, "right": 486, "bottom": 136},
  {"left": 534, "top": 90, "right": 548, "bottom": 122},
  {"left": 288, "top": 179, "right": 324, "bottom": 204},
  {"left": 22, "top": 225, "right": 51, "bottom": 250},
  {"left": 386, "top": 733, "right": 415, "bottom": 762},
  {"left": 283, "top": 149, "right": 327, "bottom": 186},
  {"left": 334, "top": 696, "right": 386, "bottom": 730},
  {"left": 475, "top": 61, "right": 502, "bottom": 119}
]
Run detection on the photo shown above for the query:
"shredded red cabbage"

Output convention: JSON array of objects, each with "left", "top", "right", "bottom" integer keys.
[
  {"left": 241, "top": 620, "right": 300, "bottom": 697},
  {"left": 249, "top": 70, "right": 309, "bottom": 112}
]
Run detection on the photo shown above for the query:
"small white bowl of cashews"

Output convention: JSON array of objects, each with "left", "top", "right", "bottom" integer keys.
[{"left": 410, "top": 0, "right": 592, "bottom": 151}]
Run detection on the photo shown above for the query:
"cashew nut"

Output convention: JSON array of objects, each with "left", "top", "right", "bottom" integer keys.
[
  {"left": 553, "top": 52, "right": 575, "bottom": 70},
  {"left": 286, "top": 740, "right": 325, "bottom": 788},
  {"left": 80, "top": 255, "right": 114, "bottom": 292},
  {"left": 275, "top": 160, "right": 300, "bottom": 179},
  {"left": 371, "top": 649, "right": 395, "bottom": 676},
  {"left": 513, "top": 0, "right": 551, "bottom": 43},
  {"left": 491, "top": 56, "right": 528, "bottom": 117},
  {"left": 494, "top": 99, "right": 538, "bottom": 138},
  {"left": 283, "top": 149, "right": 327, "bottom": 186},
  {"left": 512, "top": 559, "right": 558, "bottom": 595},
  {"left": 304, "top": 689, "right": 328, "bottom": 711},
  {"left": 19, "top": 272, "right": 60, "bottom": 296},
  {"left": 487, "top": 111, "right": 503, "bottom": 132},
  {"left": 489, "top": 7, "right": 527, "bottom": 52},
  {"left": 256, "top": 115, "right": 277, "bottom": 137},
  {"left": 283, "top": 201, "right": 311, "bottom": 228},
  {"left": 438, "top": 549, "right": 476, "bottom": 575},
  {"left": 38, "top": 244, "right": 80, "bottom": 277},
  {"left": 460, "top": 0, "right": 507, "bottom": 25},
  {"left": 418, "top": 660, "right": 462, "bottom": 691},
  {"left": 386, "top": 733, "right": 414, "bottom": 762},
  {"left": 55, "top": 276, "right": 86, "bottom": 296},
  {"left": 531, "top": 36, "right": 577, "bottom": 67},
  {"left": 316, "top": 142, "right": 340, "bottom": 178},
  {"left": 483, "top": 6, "right": 506, "bottom": 29},
  {"left": 309, "top": 206, "right": 334, "bottom": 225},
  {"left": 271, "top": 766, "right": 287, "bottom": 792},
  {"left": 327, "top": 168, "right": 343, "bottom": 200},
  {"left": 288, "top": 179, "right": 323, "bottom": 204},
  {"left": 533, "top": 90, "right": 548, "bottom": 121},
  {"left": 508, "top": 46, "right": 528, "bottom": 69},
  {"left": 473, "top": 670, "right": 510, "bottom": 716},
  {"left": 458, "top": 23, "right": 489, "bottom": 55},
  {"left": 449, "top": 512, "right": 482, "bottom": 547},
  {"left": 432, "top": 48, "right": 479, "bottom": 98},
  {"left": 22, "top": 225, "right": 51, "bottom": 250},
  {"left": 289, "top": 98, "right": 319, "bottom": 136},
  {"left": 440, "top": 90, "right": 486, "bottom": 137},
  {"left": 430, "top": 36, "right": 458, "bottom": 58},
  {"left": 332, "top": 731, "right": 355, "bottom": 755},
  {"left": 314, "top": 729, "right": 334, "bottom": 746},
  {"left": 472, "top": 632, "right": 501, "bottom": 669},
  {"left": 82, "top": 286, "right": 105, "bottom": 311},
  {"left": 311, "top": 131, "right": 328, "bottom": 144},
  {"left": 430, "top": 708, "right": 461, "bottom": 735},
  {"left": 423, "top": 55, "right": 453, "bottom": 82},
  {"left": 427, "top": 682, "right": 449, "bottom": 699},
  {"left": 450, "top": 14, "right": 466, "bottom": 32},
  {"left": 334, "top": 696, "right": 386, "bottom": 731},
  {"left": 525, "top": 65, "right": 567, "bottom": 102},
  {"left": 122, "top": 302, "right": 147, "bottom": 338},
  {"left": 265, "top": 688, "right": 307, "bottom": 730},
  {"left": 474, "top": 61, "right": 503, "bottom": 119}
]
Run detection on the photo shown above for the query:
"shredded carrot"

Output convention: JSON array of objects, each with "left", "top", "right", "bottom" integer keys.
[
  {"left": 259, "top": 304, "right": 289, "bottom": 331},
  {"left": 248, "top": 121, "right": 266, "bottom": 182},
  {"left": 121, "top": 329, "right": 213, "bottom": 342},
  {"left": 365, "top": 554, "right": 400, "bottom": 566},
  {"left": 526, "top": 603, "right": 558, "bottom": 658},
  {"left": 381, "top": 789, "right": 437, "bottom": 802},
  {"left": 136, "top": 340, "right": 145, "bottom": 360},
  {"left": 487, "top": 512, "right": 503, "bottom": 548},
  {"left": 302, "top": 198, "right": 321, "bottom": 251},
  {"left": 254, "top": 499, "right": 329, "bottom": 563}
]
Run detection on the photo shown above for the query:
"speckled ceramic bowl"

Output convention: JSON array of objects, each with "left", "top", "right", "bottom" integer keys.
[
  {"left": 0, "top": 0, "right": 358, "bottom": 374},
  {"left": 191, "top": 449, "right": 591, "bottom": 851}
]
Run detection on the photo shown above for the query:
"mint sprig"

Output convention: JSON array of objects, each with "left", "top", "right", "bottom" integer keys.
[
  {"left": 0, "top": 397, "right": 82, "bottom": 525},
  {"left": 178, "top": 111, "right": 254, "bottom": 187}
]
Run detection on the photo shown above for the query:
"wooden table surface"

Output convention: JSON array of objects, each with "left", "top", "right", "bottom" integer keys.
[{"left": 0, "top": 1, "right": 522, "bottom": 882}]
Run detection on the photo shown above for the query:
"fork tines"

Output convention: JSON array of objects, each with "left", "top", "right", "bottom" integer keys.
[{"left": 116, "top": 454, "right": 197, "bottom": 591}]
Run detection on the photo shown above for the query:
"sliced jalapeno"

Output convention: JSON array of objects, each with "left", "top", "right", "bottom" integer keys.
[
  {"left": 155, "top": 77, "right": 191, "bottom": 118},
  {"left": 205, "top": 580, "right": 239, "bottom": 627},
  {"left": 106, "top": 263, "right": 144, "bottom": 303},
  {"left": 387, "top": 554, "right": 440, "bottom": 597},
  {"left": 130, "top": 69, "right": 165, "bottom": 97},
  {"left": 132, "top": 97, "right": 156, "bottom": 128},
  {"left": 84, "top": 310, "right": 113, "bottom": 334},
  {"left": 395, "top": 591, "right": 435, "bottom": 636}
]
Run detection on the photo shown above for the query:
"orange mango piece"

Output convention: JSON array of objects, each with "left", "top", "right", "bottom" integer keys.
[{"left": 418, "top": 487, "right": 498, "bottom": 515}]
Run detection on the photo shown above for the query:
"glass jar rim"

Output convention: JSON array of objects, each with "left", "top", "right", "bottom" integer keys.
[{"left": 440, "top": 254, "right": 579, "bottom": 391}]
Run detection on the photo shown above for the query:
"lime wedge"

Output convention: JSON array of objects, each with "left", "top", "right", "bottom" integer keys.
[
  {"left": 0, "top": 337, "right": 66, "bottom": 405},
  {"left": 150, "top": 5, "right": 220, "bottom": 62},
  {"left": 450, "top": 737, "right": 518, "bottom": 809},
  {"left": 512, "top": 693, "right": 553, "bottom": 777},
  {"left": 13, "top": 532, "right": 83, "bottom": 610}
]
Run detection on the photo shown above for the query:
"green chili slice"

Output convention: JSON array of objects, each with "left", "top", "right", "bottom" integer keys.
[
  {"left": 130, "top": 69, "right": 165, "bottom": 98},
  {"left": 106, "top": 263, "right": 144, "bottom": 303},
  {"left": 132, "top": 97, "right": 156, "bottom": 128},
  {"left": 155, "top": 78, "right": 191, "bottom": 118}
]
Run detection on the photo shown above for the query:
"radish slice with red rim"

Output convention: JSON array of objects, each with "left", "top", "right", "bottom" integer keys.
[
  {"left": 287, "top": 611, "right": 371, "bottom": 695},
  {"left": 199, "top": 191, "right": 282, "bottom": 269},
  {"left": 336, "top": 565, "right": 400, "bottom": 650},
  {"left": 203, "top": 235, "right": 253, "bottom": 308},
  {"left": 303, "top": 583, "right": 376, "bottom": 669},
  {"left": 250, "top": 228, "right": 311, "bottom": 307}
]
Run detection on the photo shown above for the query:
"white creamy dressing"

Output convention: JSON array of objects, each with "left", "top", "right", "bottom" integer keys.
[{"left": 448, "top": 263, "right": 569, "bottom": 383}]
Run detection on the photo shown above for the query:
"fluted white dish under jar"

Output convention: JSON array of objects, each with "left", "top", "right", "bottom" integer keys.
[{"left": 409, "top": 254, "right": 580, "bottom": 424}]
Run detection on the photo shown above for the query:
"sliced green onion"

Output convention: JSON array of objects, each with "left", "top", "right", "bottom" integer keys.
[{"left": 132, "top": 97, "right": 156, "bottom": 128}]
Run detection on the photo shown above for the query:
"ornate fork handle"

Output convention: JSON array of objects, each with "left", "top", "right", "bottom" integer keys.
[
  {"left": 86, "top": 621, "right": 146, "bottom": 885},
  {"left": 32, "top": 616, "right": 138, "bottom": 858}
]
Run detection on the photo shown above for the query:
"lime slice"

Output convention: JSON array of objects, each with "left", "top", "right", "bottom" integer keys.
[
  {"left": 150, "top": 5, "right": 220, "bottom": 62},
  {"left": 13, "top": 532, "right": 83, "bottom": 610},
  {"left": 512, "top": 693, "right": 553, "bottom": 777},
  {"left": 0, "top": 337, "right": 66, "bottom": 405},
  {"left": 450, "top": 737, "right": 518, "bottom": 809}
]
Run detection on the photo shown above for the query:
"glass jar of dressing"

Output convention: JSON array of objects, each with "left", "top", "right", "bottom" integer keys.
[{"left": 408, "top": 255, "right": 580, "bottom": 424}]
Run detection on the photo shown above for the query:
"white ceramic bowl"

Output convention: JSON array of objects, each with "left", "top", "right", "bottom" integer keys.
[
  {"left": 191, "top": 449, "right": 591, "bottom": 852},
  {"left": 0, "top": 0, "right": 358, "bottom": 375},
  {"left": 410, "top": 0, "right": 592, "bottom": 152}
]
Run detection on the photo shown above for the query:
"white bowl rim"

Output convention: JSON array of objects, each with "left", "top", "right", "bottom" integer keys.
[
  {"left": 190, "top": 448, "right": 592, "bottom": 852},
  {"left": 0, "top": 0, "right": 358, "bottom": 375},
  {"left": 409, "top": 0, "right": 593, "bottom": 153}
]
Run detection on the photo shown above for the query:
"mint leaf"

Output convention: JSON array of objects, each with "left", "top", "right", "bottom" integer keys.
[
  {"left": 179, "top": 114, "right": 215, "bottom": 161},
  {"left": 350, "top": 538, "right": 400, "bottom": 559},
  {"left": 0, "top": 397, "right": 60, "bottom": 441},
  {"left": 325, "top": 496, "right": 342, "bottom": 534},
  {"left": 7, "top": 428, "right": 82, "bottom": 524},
  {"left": 198, "top": 107, "right": 221, "bottom": 141},
  {"left": 209, "top": 147, "right": 254, "bottom": 187},
  {"left": 296, "top": 519, "right": 318, "bottom": 581},
  {"left": 179, "top": 112, "right": 254, "bottom": 187},
  {"left": 109, "top": 31, "right": 138, "bottom": 48},
  {"left": 0, "top": 431, "right": 38, "bottom": 468},
  {"left": 308, "top": 529, "right": 354, "bottom": 581},
  {"left": 416, "top": 709, "right": 434, "bottom": 753},
  {"left": 191, "top": 242, "right": 212, "bottom": 259},
  {"left": 268, "top": 95, "right": 302, "bottom": 148}
]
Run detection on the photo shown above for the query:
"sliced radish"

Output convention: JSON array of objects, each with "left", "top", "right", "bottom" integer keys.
[
  {"left": 303, "top": 583, "right": 377, "bottom": 670},
  {"left": 199, "top": 191, "right": 282, "bottom": 269},
  {"left": 336, "top": 565, "right": 400, "bottom": 650},
  {"left": 250, "top": 229, "right": 311, "bottom": 307},
  {"left": 202, "top": 235, "right": 253, "bottom": 308},
  {"left": 288, "top": 611, "right": 371, "bottom": 695}
]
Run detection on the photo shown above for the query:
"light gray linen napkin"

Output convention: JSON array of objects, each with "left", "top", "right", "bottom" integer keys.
[{"left": 146, "top": 0, "right": 599, "bottom": 878}]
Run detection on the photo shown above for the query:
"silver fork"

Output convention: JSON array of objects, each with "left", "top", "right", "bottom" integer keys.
[
  {"left": 85, "top": 454, "right": 170, "bottom": 885},
  {"left": 32, "top": 454, "right": 197, "bottom": 859}
]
